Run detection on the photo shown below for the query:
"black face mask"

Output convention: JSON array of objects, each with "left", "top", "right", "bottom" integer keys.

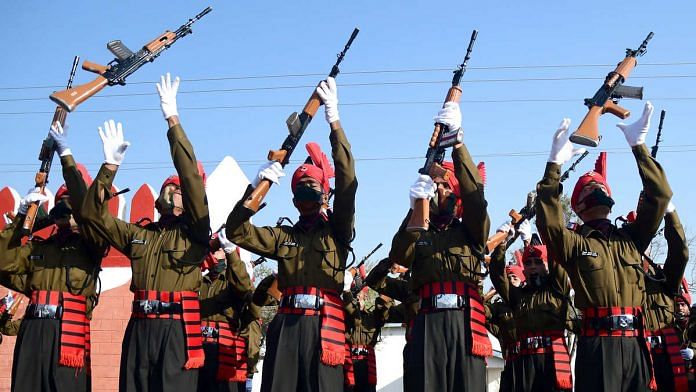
[
  {"left": 49, "top": 201, "right": 72, "bottom": 221},
  {"left": 294, "top": 185, "right": 323, "bottom": 203},
  {"left": 212, "top": 259, "right": 226, "bottom": 275},
  {"left": 582, "top": 188, "right": 615, "bottom": 210}
]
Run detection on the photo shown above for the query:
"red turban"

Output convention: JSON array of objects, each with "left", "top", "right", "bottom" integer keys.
[
  {"left": 505, "top": 265, "right": 526, "bottom": 283},
  {"left": 522, "top": 244, "right": 548, "bottom": 265},
  {"left": 571, "top": 152, "right": 611, "bottom": 212},
  {"left": 161, "top": 161, "right": 207, "bottom": 191},
  {"left": 678, "top": 278, "right": 692, "bottom": 305},
  {"left": 291, "top": 142, "right": 335, "bottom": 193}
]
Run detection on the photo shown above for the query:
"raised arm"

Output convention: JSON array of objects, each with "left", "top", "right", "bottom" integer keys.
[
  {"left": 452, "top": 144, "right": 490, "bottom": 250},
  {"left": 662, "top": 207, "right": 688, "bottom": 295},
  {"left": 488, "top": 243, "right": 511, "bottom": 304},
  {"left": 388, "top": 212, "right": 419, "bottom": 269}
]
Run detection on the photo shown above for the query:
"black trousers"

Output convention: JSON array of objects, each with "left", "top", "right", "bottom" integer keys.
[
  {"left": 119, "top": 318, "right": 198, "bottom": 392},
  {"left": 499, "top": 360, "right": 515, "bottom": 392},
  {"left": 11, "top": 318, "right": 89, "bottom": 392},
  {"left": 260, "top": 313, "right": 343, "bottom": 392},
  {"left": 406, "top": 310, "right": 486, "bottom": 392},
  {"left": 512, "top": 353, "right": 568, "bottom": 392},
  {"left": 575, "top": 336, "right": 651, "bottom": 392},
  {"left": 198, "top": 342, "right": 241, "bottom": 392},
  {"left": 343, "top": 358, "right": 376, "bottom": 392}
]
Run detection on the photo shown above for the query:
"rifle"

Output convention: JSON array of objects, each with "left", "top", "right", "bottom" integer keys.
[
  {"left": 241, "top": 28, "right": 360, "bottom": 214},
  {"left": 407, "top": 30, "right": 478, "bottom": 231},
  {"left": 485, "top": 150, "right": 590, "bottom": 253},
  {"left": 570, "top": 32, "right": 653, "bottom": 147},
  {"left": 651, "top": 110, "right": 666, "bottom": 158},
  {"left": 23, "top": 56, "right": 80, "bottom": 236},
  {"left": 349, "top": 243, "right": 385, "bottom": 295},
  {"left": 50, "top": 7, "right": 212, "bottom": 112}
]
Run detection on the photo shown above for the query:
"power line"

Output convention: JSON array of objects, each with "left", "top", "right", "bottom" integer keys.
[
  {"left": 0, "top": 61, "right": 695, "bottom": 90},
  {"left": 2, "top": 97, "right": 696, "bottom": 116},
  {"left": 2, "top": 74, "right": 696, "bottom": 103}
]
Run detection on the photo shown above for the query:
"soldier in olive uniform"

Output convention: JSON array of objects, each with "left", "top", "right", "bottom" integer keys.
[
  {"left": 641, "top": 203, "right": 690, "bottom": 392},
  {"left": 389, "top": 102, "right": 491, "bottom": 392},
  {"left": 490, "top": 222, "right": 573, "bottom": 392},
  {"left": 535, "top": 102, "right": 672, "bottom": 391},
  {"left": 0, "top": 289, "right": 23, "bottom": 345},
  {"left": 81, "top": 73, "right": 210, "bottom": 391},
  {"left": 198, "top": 230, "right": 255, "bottom": 392},
  {"left": 341, "top": 285, "right": 392, "bottom": 392},
  {"left": 225, "top": 76, "right": 356, "bottom": 392},
  {"left": 0, "top": 123, "right": 107, "bottom": 391}
]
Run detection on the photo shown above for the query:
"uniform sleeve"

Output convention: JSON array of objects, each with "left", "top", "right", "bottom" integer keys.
[
  {"left": 225, "top": 250, "right": 253, "bottom": 298},
  {"left": 329, "top": 126, "right": 357, "bottom": 243},
  {"left": 452, "top": 145, "right": 490, "bottom": 251},
  {"left": 488, "top": 244, "right": 510, "bottom": 303},
  {"left": 342, "top": 291, "right": 359, "bottom": 328},
  {"left": 0, "top": 218, "right": 31, "bottom": 275},
  {"left": 252, "top": 275, "right": 279, "bottom": 307},
  {"left": 535, "top": 162, "right": 585, "bottom": 266},
  {"left": 372, "top": 296, "right": 394, "bottom": 327},
  {"left": 549, "top": 259, "right": 571, "bottom": 295},
  {"left": 662, "top": 210, "right": 689, "bottom": 295},
  {"left": 623, "top": 144, "right": 673, "bottom": 252},
  {"left": 226, "top": 200, "right": 283, "bottom": 259},
  {"left": 167, "top": 124, "right": 210, "bottom": 243},
  {"left": 81, "top": 164, "right": 140, "bottom": 254},
  {"left": 0, "top": 317, "right": 21, "bottom": 336},
  {"left": 389, "top": 212, "right": 419, "bottom": 268}
]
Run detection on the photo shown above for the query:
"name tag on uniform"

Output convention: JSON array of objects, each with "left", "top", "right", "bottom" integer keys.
[
  {"left": 581, "top": 251, "right": 598, "bottom": 257},
  {"left": 281, "top": 241, "right": 298, "bottom": 247},
  {"left": 416, "top": 239, "right": 432, "bottom": 247},
  {"left": 131, "top": 239, "right": 147, "bottom": 245},
  {"left": 29, "top": 255, "right": 44, "bottom": 261}
]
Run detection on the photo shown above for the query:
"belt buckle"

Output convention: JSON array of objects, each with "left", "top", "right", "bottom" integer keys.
[
  {"left": 140, "top": 300, "right": 159, "bottom": 314},
  {"left": 434, "top": 294, "right": 460, "bottom": 309},
  {"left": 615, "top": 315, "right": 633, "bottom": 330},
  {"left": 293, "top": 294, "right": 318, "bottom": 309},
  {"left": 201, "top": 326, "right": 217, "bottom": 337}
]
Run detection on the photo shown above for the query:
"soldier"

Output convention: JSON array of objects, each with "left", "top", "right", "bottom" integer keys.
[
  {"left": 389, "top": 101, "right": 491, "bottom": 392},
  {"left": 341, "top": 280, "right": 393, "bottom": 392},
  {"left": 490, "top": 221, "right": 573, "bottom": 392},
  {"left": 81, "top": 73, "right": 210, "bottom": 391},
  {"left": 0, "top": 290, "right": 22, "bottom": 345},
  {"left": 0, "top": 123, "right": 107, "bottom": 391},
  {"left": 640, "top": 201, "right": 690, "bottom": 392},
  {"left": 198, "top": 230, "right": 255, "bottom": 392},
  {"left": 535, "top": 102, "right": 672, "bottom": 391},
  {"left": 225, "top": 76, "right": 356, "bottom": 392}
]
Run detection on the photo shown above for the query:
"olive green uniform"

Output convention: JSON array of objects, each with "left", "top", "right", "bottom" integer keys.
[
  {"left": 226, "top": 125, "right": 356, "bottom": 392},
  {"left": 389, "top": 145, "right": 490, "bottom": 392},
  {"left": 0, "top": 155, "right": 105, "bottom": 392},
  {"left": 486, "top": 298, "right": 517, "bottom": 392},
  {"left": 535, "top": 144, "right": 672, "bottom": 392},
  {"left": 81, "top": 124, "right": 210, "bottom": 392},
  {"left": 644, "top": 210, "right": 689, "bottom": 392}
]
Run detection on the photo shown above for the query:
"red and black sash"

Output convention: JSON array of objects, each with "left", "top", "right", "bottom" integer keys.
[
  {"left": 519, "top": 331, "right": 572, "bottom": 390},
  {"left": 648, "top": 328, "right": 689, "bottom": 392},
  {"left": 418, "top": 281, "right": 492, "bottom": 357},
  {"left": 216, "top": 321, "right": 248, "bottom": 382},
  {"left": 277, "top": 286, "right": 345, "bottom": 366},
  {"left": 30, "top": 290, "right": 89, "bottom": 369},
  {"left": 344, "top": 344, "right": 377, "bottom": 386},
  {"left": 133, "top": 290, "right": 204, "bottom": 369},
  {"left": 344, "top": 343, "right": 355, "bottom": 386}
]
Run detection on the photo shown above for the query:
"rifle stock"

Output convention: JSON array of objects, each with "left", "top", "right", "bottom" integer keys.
[
  {"left": 485, "top": 208, "right": 524, "bottom": 253},
  {"left": 50, "top": 75, "right": 109, "bottom": 113}
]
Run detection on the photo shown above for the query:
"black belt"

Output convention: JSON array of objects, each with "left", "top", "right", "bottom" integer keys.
[
  {"left": 25, "top": 304, "right": 62, "bottom": 319},
  {"left": 279, "top": 294, "right": 324, "bottom": 310},
  {"left": 351, "top": 347, "right": 370, "bottom": 356},
  {"left": 132, "top": 300, "right": 182, "bottom": 315},
  {"left": 420, "top": 294, "right": 467, "bottom": 310},
  {"left": 520, "top": 336, "right": 552, "bottom": 350},
  {"left": 587, "top": 314, "right": 637, "bottom": 331}
]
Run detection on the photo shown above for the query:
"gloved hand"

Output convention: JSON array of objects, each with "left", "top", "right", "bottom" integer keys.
[
  {"left": 409, "top": 174, "right": 436, "bottom": 209},
  {"left": 666, "top": 201, "right": 676, "bottom": 214},
  {"left": 18, "top": 187, "right": 49, "bottom": 215},
  {"left": 496, "top": 221, "right": 514, "bottom": 242},
  {"left": 316, "top": 77, "right": 339, "bottom": 124},
  {"left": 548, "top": 118, "right": 586, "bottom": 164},
  {"left": 517, "top": 219, "right": 532, "bottom": 242},
  {"left": 617, "top": 101, "right": 653, "bottom": 147},
  {"left": 48, "top": 122, "right": 71, "bottom": 157},
  {"left": 156, "top": 73, "right": 180, "bottom": 120},
  {"left": 681, "top": 348, "right": 694, "bottom": 361},
  {"left": 98, "top": 120, "right": 130, "bottom": 166},
  {"left": 434, "top": 102, "right": 462, "bottom": 131},
  {"left": 253, "top": 161, "right": 285, "bottom": 187},
  {"left": 218, "top": 229, "right": 237, "bottom": 254},
  {"left": 343, "top": 271, "right": 354, "bottom": 293}
]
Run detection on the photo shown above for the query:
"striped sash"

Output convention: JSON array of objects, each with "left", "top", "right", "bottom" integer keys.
[
  {"left": 216, "top": 321, "right": 247, "bottom": 382},
  {"left": 661, "top": 327, "right": 689, "bottom": 392},
  {"left": 520, "top": 331, "right": 572, "bottom": 390}
]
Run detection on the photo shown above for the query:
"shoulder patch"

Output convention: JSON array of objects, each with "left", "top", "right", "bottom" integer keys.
[{"left": 580, "top": 250, "right": 598, "bottom": 257}]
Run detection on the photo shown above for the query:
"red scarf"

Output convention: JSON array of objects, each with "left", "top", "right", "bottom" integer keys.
[
  {"left": 278, "top": 287, "right": 345, "bottom": 366},
  {"left": 133, "top": 290, "right": 204, "bottom": 369},
  {"left": 216, "top": 321, "right": 247, "bottom": 382},
  {"left": 343, "top": 343, "right": 355, "bottom": 386},
  {"left": 658, "top": 328, "right": 689, "bottom": 392},
  {"left": 519, "top": 331, "right": 572, "bottom": 390},
  {"left": 344, "top": 344, "right": 377, "bottom": 386},
  {"left": 30, "top": 290, "right": 89, "bottom": 368},
  {"left": 419, "top": 281, "right": 492, "bottom": 357}
]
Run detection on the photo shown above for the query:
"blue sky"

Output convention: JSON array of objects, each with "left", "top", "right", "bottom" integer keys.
[{"left": 0, "top": 1, "right": 694, "bottom": 271}]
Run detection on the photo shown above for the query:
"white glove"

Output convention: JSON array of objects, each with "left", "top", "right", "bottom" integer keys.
[
  {"left": 18, "top": 187, "right": 49, "bottom": 215},
  {"left": 517, "top": 219, "right": 532, "bottom": 242},
  {"left": 316, "top": 77, "right": 339, "bottom": 124},
  {"left": 218, "top": 229, "right": 237, "bottom": 254},
  {"left": 681, "top": 348, "right": 694, "bottom": 361},
  {"left": 434, "top": 102, "right": 462, "bottom": 131},
  {"left": 548, "top": 118, "right": 586, "bottom": 164},
  {"left": 666, "top": 201, "right": 676, "bottom": 214},
  {"left": 343, "top": 271, "right": 354, "bottom": 292},
  {"left": 496, "top": 221, "right": 514, "bottom": 242},
  {"left": 617, "top": 101, "right": 653, "bottom": 147},
  {"left": 98, "top": 120, "right": 130, "bottom": 166},
  {"left": 48, "top": 122, "right": 71, "bottom": 157},
  {"left": 409, "top": 174, "right": 436, "bottom": 209},
  {"left": 253, "top": 161, "right": 285, "bottom": 187},
  {"left": 156, "top": 73, "right": 180, "bottom": 120}
]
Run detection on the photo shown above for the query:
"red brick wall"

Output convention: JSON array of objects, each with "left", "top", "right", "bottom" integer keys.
[{"left": 0, "top": 282, "right": 133, "bottom": 391}]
